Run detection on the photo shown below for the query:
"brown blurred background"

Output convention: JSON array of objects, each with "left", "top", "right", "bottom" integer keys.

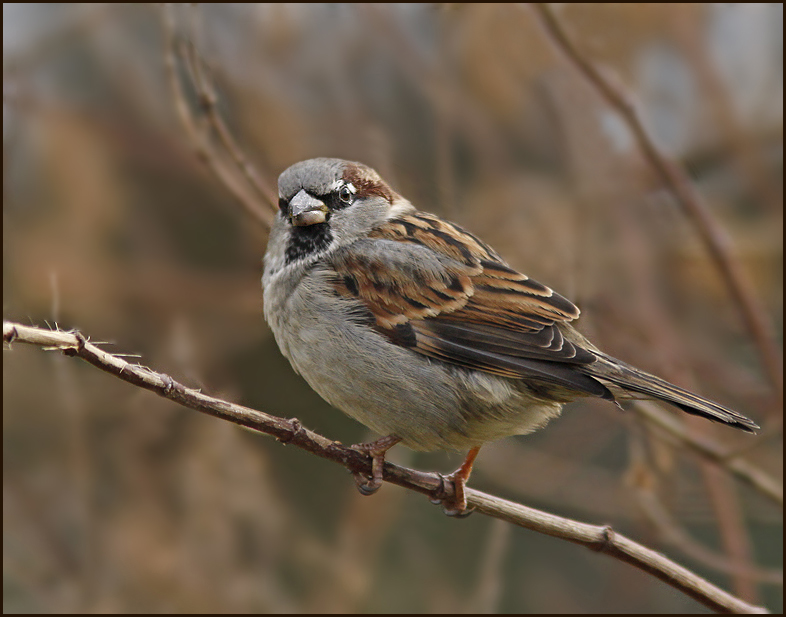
[{"left": 3, "top": 4, "right": 782, "bottom": 613}]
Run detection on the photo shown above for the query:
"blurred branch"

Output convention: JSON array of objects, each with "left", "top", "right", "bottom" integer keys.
[
  {"left": 635, "top": 483, "right": 783, "bottom": 586},
  {"left": 467, "top": 517, "right": 510, "bottom": 613},
  {"left": 635, "top": 401, "right": 782, "bottom": 506},
  {"left": 160, "top": 3, "right": 275, "bottom": 229},
  {"left": 181, "top": 6, "right": 278, "bottom": 211},
  {"left": 531, "top": 3, "right": 783, "bottom": 413},
  {"left": 469, "top": 490, "right": 767, "bottom": 614},
  {"left": 702, "top": 461, "right": 758, "bottom": 601},
  {"left": 2, "top": 321, "right": 771, "bottom": 614},
  {"left": 672, "top": 10, "right": 783, "bottom": 216},
  {"left": 627, "top": 425, "right": 781, "bottom": 587}
]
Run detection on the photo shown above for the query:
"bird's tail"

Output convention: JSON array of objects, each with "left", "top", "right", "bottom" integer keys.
[{"left": 586, "top": 352, "right": 759, "bottom": 433}]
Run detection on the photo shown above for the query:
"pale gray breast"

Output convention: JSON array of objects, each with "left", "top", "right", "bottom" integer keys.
[
  {"left": 264, "top": 261, "right": 565, "bottom": 450},
  {"left": 265, "top": 264, "right": 474, "bottom": 447}
]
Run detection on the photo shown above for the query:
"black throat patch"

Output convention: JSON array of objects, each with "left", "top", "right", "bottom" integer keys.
[{"left": 285, "top": 223, "right": 333, "bottom": 265}]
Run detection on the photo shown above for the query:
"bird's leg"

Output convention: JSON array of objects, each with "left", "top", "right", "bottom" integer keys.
[
  {"left": 441, "top": 446, "right": 481, "bottom": 517},
  {"left": 350, "top": 434, "right": 402, "bottom": 496}
]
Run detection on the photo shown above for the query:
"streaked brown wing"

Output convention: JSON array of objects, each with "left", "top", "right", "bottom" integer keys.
[{"left": 331, "top": 213, "right": 611, "bottom": 399}]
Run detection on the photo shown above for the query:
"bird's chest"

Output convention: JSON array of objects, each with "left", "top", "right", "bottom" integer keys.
[{"left": 264, "top": 266, "right": 363, "bottom": 377}]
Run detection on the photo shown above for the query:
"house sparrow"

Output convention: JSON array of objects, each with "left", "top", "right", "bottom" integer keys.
[{"left": 262, "top": 158, "right": 758, "bottom": 514}]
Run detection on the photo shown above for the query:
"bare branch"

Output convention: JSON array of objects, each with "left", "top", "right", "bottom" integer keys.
[
  {"left": 160, "top": 3, "right": 274, "bottom": 229},
  {"left": 469, "top": 491, "right": 768, "bottom": 614},
  {"left": 530, "top": 3, "right": 783, "bottom": 412},
  {"left": 635, "top": 485, "right": 782, "bottom": 585},
  {"left": 635, "top": 401, "right": 782, "bottom": 506},
  {"left": 182, "top": 5, "right": 278, "bottom": 212},
  {"left": 3, "top": 320, "right": 771, "bottom": 614}
]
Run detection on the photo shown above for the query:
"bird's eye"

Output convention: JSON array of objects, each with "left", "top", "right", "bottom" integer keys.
[
  {"left": 338, "top": 185, "right": 353, "bottom": 205},
  {"left": 278, "top": 197, "right": 288, "bottom": 213}
]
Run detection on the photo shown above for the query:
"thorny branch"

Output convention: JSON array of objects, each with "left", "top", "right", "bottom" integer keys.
[
  {"left": 2, "top": 321, "right": 771, "bottom": 614},
  {"left": 531, "top": 3, "right": 783, "bottom": 414}
]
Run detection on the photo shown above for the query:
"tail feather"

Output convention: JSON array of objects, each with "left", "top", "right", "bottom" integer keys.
[{"left": 586, "top": 353, "right": 759, "bottom": 433}]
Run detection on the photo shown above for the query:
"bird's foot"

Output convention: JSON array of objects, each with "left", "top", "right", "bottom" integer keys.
[
  {"left": 350, "top": 434, "right": 401, "bottom": 495},
  {"left": 433, "top": 446, "right": 480, "bottom": 517}
]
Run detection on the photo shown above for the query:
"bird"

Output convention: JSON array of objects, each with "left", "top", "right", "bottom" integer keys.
[{"left": 262, "top": 157, "right": 758, "bottom": 514}]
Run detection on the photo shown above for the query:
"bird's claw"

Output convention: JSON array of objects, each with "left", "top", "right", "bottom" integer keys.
[
  {"left": 431, "top": 447, "right": 481, "bottom": 517},
  {"left": 353, "top": 472, "right": 382, "bottom": 496},
  {"left": 443, "top": 504, "right": 475, "bottom": 518},
  {"left": 349, "top": 434, "right": 401, "bottom": 497},
  {"left": 430, "top": 472, "right": 475, "bottom": 516}
]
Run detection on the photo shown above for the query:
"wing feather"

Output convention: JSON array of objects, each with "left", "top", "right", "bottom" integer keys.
[{"left": 331, "top": 212, "right": 611, "bottom": 399}]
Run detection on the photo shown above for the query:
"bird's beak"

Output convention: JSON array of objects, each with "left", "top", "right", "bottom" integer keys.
[{"left": 289, "top": 190, "right": 328, "bottom": 226}]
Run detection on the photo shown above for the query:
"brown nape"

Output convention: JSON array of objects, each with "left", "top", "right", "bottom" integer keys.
[{"left": 342, "top": 162, "right": 395, "bottom": 202}]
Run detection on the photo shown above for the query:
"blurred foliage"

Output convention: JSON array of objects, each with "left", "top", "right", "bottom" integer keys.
[{"left": 3, "top": 3, "right": 782, "bottom": 613}]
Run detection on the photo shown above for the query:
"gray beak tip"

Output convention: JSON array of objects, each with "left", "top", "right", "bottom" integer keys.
[{"left": 288, "top": 189, "right": 328, "bottom": 227}]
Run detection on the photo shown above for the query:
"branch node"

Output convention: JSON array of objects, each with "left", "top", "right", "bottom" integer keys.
[
  {"left": 278, "top": 418, "right": 303, "bottom": 445},
  {"left": 161, "top": 373, "right": 176, "bottom": 397},
  {"left": 593, "top": 524, "right": 616, "bottom": 553},
  {"left": 63, "top": 329, "right": 87, "bottom": 356},
  {"left": 3, "top": 324, "right": 18, "bottom": 345},
  {"left": 197, "top": 91, "right": 215, "bottom": 112},
  {"left": 429, "top": 472, "right": 453, "bottom": 505}
]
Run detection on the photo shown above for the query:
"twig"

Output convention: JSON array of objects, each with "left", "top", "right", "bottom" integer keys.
[
  {"left": 468, "top": 518, "right": 510, "bottom": 612},
  {"left": 634, "top": 401, "right": 782, "bottom": 506},
  {"left": 635, "top": 484, "right": 782, "bottom": 585},
  {"left": 3, "top": 320, "right": 770, "bottom": 614},
  {"left": 627, "top": 422, "right": 780, "bottom": 587},
  {"left": 702, "top": 461, "right": 758, "bottom": 601},
  {"left": 160, "top": 4, "right": 274, "bottom": 229},
  {"left": 181, "top": 5, "right": 278, "bottom": 212},
  {"left": 530, "top": 3, "right": 783, "bottom": 411},
  {"left": 469, "top": 491, "right": 767, "bottom": 614}
]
